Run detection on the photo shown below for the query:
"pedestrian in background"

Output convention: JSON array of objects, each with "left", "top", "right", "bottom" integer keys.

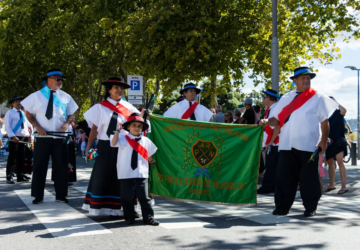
[
  {"left": 213, "top": 104, "right": 225, "bottom": 123},
  {"left": 224, "top": 111, "right": 233, "bottom": 123},
  {"left": 325, "top": 97, "right": 348, "bottom": 194},
  {"left": 239, "top": 98, "right": 256, "bottom": 124},
  {"left": 253, "top": 105, "right": 261, "bottom": 124},
  {"left": 232, "top": 109, "right": 241, "bottom": 124}
]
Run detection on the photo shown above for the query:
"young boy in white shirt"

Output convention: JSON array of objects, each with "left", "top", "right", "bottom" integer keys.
[{"left": 111, "top": 113, "right": 159, "bottom": 226}]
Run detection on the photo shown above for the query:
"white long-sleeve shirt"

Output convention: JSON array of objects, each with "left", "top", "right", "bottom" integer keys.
[{"left": 4, "top": 108, "right": 30, "bottom": 137}]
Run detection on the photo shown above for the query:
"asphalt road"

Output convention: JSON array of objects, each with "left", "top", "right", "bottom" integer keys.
[{"left": 1, "top": 154, "right": 360, "bottom": 250}]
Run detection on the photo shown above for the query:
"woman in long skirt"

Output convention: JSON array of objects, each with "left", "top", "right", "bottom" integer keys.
[{"left": 82, "top": 76, "right": 141, "bottom": 216}]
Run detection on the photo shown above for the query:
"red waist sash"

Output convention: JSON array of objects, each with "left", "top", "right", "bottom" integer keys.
[
  {"left": 264, "top": 126, "right": 279, "bottom": 145},
  {"left": 181, "top": 102, "right": 199, "bottom": 119},
  {"left": 126, "top": 136, "right": 148, "bottom": 161},
  {"left": 99, "top": 100, "right": 133, "bottom": 120}
]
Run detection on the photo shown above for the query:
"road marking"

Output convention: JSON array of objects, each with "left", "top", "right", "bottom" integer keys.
[
  {"left": 15, "top": 189, "right": 112, "bottom": 238},
  {"left": 73, "top": 186, "right": 212, "bottom": 229}
]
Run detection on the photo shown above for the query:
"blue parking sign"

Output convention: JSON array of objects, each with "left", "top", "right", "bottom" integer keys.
[{"left": 131, "top": 80, "right": 140, "bottom": 90}]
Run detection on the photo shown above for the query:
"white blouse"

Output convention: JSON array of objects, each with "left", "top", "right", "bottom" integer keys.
[{"left": 83, "top": 98, "right": 140, "bottom": 140}]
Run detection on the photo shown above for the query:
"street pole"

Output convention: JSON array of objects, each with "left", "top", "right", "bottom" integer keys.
[
  {"left": 357, "top": 69, "right": 360, "bottom": 160},
  {"left": 271, "top": 0, "right": 279, "bottom": 92}
]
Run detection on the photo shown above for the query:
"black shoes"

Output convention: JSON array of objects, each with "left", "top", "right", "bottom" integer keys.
[
  {"left": 17, "top": 175, "right": 29, "bottom": 182},
  {"left": 56, "top": 197, "right": 68, "bottom": 203},
  {"left": 272, "top": 208, "right": 289, "bottom": 216},
  {"left": 6, "top": 176, "right": 15, "bottom": 184},
  {"left": 23, "top": 175, "right": 31, "bottom": 180},
  {"left": 144, "top": 217, "right": 160, "bottom": 226},
  {"left": 304, "top": 210, "right": 316, "bottom": 217},
  {"left": 125, "top": 218, "right": 135, "bottom": 225},
  {"left": 32, "top": 198, "right": 43, "bottom": 204}
]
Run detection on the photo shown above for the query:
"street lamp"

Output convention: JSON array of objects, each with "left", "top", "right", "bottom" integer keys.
[
  {"left": 345, "top": 66, "right": 360, "bottom": 160},
  {"left": 271, "top": 0, "right": 279, "bottom": 92}
]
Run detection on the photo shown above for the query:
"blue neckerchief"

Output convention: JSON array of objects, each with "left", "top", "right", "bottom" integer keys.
[
  {"left": 12, "top": 110, "right": 24, "bottom": 134},
  {"left": 40, "top": 86, "right": 67, "bottom": 119}
]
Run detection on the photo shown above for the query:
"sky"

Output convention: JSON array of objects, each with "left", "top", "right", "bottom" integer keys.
[{"left": 242, "top": 36, "right": 360, "bottom": 119}]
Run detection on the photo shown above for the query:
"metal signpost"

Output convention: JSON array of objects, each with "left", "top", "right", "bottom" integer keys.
[{"left": 127, "top": 75, "right": 144, "bottom": 106}]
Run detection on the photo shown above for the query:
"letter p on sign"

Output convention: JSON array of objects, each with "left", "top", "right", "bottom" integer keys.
[{"left": 131, "top": 80, "right": 140, "bottom": 90}]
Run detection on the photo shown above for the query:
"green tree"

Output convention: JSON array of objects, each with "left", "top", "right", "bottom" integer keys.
[{"left": 126, "top": 0, "right": 360, "bottom": 103}]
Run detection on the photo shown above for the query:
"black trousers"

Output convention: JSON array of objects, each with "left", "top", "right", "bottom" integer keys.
[
  {"left": 259, "top": 153, "right": 265, "bottom": 174},
  {"left": 31, "top": 137, "right": 69, "bottom": 199},
  {"left": 275, "top": 148, "right": 321, "bottom": 212},
  {"left": 121, "top": 178, "right": 154, "bottom": 221},
  {"left": 260, "top": 146, "right": 279, "bottom": 192},
  {"left": 6, "top": 137, "right": 25, "bottom": 178}
]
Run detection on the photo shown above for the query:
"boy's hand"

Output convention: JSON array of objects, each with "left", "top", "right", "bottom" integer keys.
[{"left": 116, "top": 123, "right": 123, "bottom": 130}]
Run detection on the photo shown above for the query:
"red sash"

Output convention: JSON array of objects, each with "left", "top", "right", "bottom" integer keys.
[
  {"left": 99, "top": 100, "right": 133, "bottom": 120},
  {"left": 126, "top": 136, "right": 148, "bottom": 161},
  {"left": 264, "top": 126, "right": 279, "bottom": 145},
  {"left": 264, "top": 107, "right": 270, "bottom": 118},
  {"left": 70, "top": 122, "right": 76, "bottom": 130},
  {"left": 278, "top": 88, "right": 317, "bottom": 128},
  {"left": 181, "top": 102, "right": 199, "bottom": 119}
]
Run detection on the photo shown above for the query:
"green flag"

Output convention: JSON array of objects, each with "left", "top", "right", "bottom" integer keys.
[{"left": 148, "top": 114, "right": 263, "bottom": 206}]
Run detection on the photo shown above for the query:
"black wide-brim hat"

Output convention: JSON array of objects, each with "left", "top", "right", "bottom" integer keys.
[
  {"left": 9, "top": 96, "right": 23, "bottom": 104},
  {"left": 122, "top": 113, "right": 149, "bottom": 132},
  {"left": 42, "top": 68, "right": 67, "bottom": 80},
  {"left": 102, "top": 76, "right": 130, "bottom": 89},
  {"left": 262, "top": 89, "right": 280, "bottom": 98},
  {"left": 289, "top": 66, "right": 316, "bottom": 80},
  {"left": 179, "top": 83, "right": 201, "bottom": 95}
]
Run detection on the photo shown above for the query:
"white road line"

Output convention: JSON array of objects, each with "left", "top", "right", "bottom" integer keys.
[
  {"left": 188, "top": 201, "right": 300, "bottom": 224},
  {"left": 73, "top": 186, "right": 213, "bottom": 230},
  {"left": 15, "top": 189, "right": 112, "bottom": 238}
]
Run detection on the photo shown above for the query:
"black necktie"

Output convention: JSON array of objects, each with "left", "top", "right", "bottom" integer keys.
[
  {"left": 18, "top": 111, "right": 24, "bottom": 129},
  {"left": 106, "top": 112, "right": 118, "bottom": 138},
  {"left": 45, "top": 90, "right": 55, "bottom": 120},
  {"left": 131, "top": 137, "right": 141, "bottom": 170},
  {"left": 284, "top": 91, "right": 302, "bottom": 125},
  {"left": 189, "top": 102, "right": 196, "bottom": 121}
]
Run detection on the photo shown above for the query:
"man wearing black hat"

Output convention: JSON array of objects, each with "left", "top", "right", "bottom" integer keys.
[
  {"left": 4, "top": 96, "right": 31, "bottom": 183},
  {"left": 164, "top": 83, "right": 213, "bottom": 121},
  {"left": 257, "top": 89, "right": 280, "bottom": 194},
  {"left": 21, "top": 69, "right": 79, "bottom": 204},
  {"left": 260, "top": 66, "right": 338, "bottom": 217}
]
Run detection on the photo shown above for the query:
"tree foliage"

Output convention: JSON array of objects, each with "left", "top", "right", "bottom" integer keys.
[{"left": 0, "top": 0, "right": 358, "bottom": 115}]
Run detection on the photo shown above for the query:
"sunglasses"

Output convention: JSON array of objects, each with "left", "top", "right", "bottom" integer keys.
[{"left": 50, "top": 77, "right": 64, "bottom": 82}]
